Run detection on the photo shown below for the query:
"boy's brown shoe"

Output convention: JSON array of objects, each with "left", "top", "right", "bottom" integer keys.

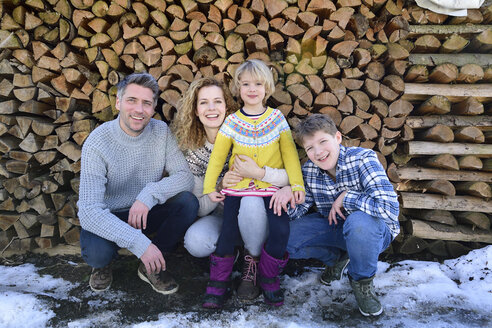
[
  {"left": 89, "top": 265, "right": 113, "bottom": 292},
  {"left": 137, "top": 263, "right": 179, "bottom": 295}
]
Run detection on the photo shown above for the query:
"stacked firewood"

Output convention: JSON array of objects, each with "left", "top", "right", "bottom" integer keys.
[
  {"left": 389, "top": 2, "right": 492, "bottom": 258},
  {"left": 0, "top": 0, "right": 490, "bottom": 257}
]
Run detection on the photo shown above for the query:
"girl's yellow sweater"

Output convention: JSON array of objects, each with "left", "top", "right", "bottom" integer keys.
[{"left": 203, "top": 107, "right": 305, "bottom": 194}]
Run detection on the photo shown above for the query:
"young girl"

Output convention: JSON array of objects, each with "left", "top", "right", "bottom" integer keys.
[{"left": 203, "top": 59, "right": 305, "bottom": 308}]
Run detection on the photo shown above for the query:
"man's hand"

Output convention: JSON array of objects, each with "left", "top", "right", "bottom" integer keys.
[
  {"left": 220, "top": 170, "right": 243, "bottom": 189},
  {"left": 328, "top": 191, "right": 347, "bottom": 225},
  {"left": 128, "top": 200, "right": 149, "bottom": 230},
  {"left": 141, "top": 243, "right": 166, "bottom": 273},
  {"left": 208, "top": 191, "right": 225, "bottom": 202},
  {"left": 270, "top": 186, "right": 294, "bottom": 216},
  {"left": 233, "top": 154, "right": 264, "bottom": 180}
]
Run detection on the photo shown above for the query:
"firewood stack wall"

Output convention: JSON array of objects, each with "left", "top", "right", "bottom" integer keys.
[
  {"left": 0, "top": 0, "right": 490, "bottom": 258},
  {"left": 391, "top": 2, "right": 492, "bottom": 257}
]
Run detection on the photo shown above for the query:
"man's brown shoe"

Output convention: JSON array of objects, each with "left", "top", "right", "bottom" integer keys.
[
  {"left": 137, "top": 263, "right": 179, "bottom": 295},
  {"left": 89, "top": 265, "right": 112, "bottom": 292}
]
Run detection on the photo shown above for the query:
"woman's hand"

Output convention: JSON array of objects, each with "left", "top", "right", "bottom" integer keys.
[
  {"left": 269, "top": 186, "right": 294, "bottom": 216},
  {"left": 208, "top": 191, "right": 225, "bottom": 203},
  {"left": 233, "top": 154, "right": 265, "bottom": 180},
  {"left": 220, "top": 170, "right": 243, "bottom": 189},
  {"left": 328, "top": 191, "right": 347, "bottom": 225}
]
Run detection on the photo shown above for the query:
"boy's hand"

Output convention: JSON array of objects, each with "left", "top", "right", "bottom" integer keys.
[
  {"left": 293, "top": 190, "right": 305, "bottom": 204},
  {"left": 328, "top": 191, "right": 347, "bottom": 225},
  {"left": 270, "top": 186, "right": 294, "bottom": 216},
  {"left": 208, "top": 191, "right": 225, "bottom": 202}
]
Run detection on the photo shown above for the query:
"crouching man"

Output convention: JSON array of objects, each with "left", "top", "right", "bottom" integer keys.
[{"left": 78, "top": 73, "right": 198, "bottom": 294}]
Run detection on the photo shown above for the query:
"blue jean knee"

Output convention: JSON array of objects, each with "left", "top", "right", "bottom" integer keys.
[
  {"left": 287, "top": 213, "right": 346, "bottom": 266},
  {"left": 80, "top": 228, "right": 119, "bottom": 268},
  {"left": 343, "top": 211, "right": 392, "bottom": 280}
]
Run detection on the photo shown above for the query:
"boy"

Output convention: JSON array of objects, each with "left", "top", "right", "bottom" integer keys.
[{"left": 286, "top": 114, "right": 400, "bottom": 316}]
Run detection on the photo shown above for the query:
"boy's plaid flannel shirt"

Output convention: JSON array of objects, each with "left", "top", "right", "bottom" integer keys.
[{"left": 288, "top": 145, "right": 400, "bottom": 239}]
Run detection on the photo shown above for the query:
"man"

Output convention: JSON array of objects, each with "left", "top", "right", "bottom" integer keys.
[
  {"left": 286, "top": 114, "right": 400, "bottom": 316},
  {"left": 78, "top": 72, "right": 198, "bottom": 294}
]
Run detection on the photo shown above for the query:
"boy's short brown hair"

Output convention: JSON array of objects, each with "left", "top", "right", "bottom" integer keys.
[{"left": 294, "top": 114, "right": 339, "bottom": 145}]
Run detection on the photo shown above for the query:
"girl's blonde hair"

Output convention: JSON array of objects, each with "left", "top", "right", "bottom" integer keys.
[
  {"left": 232, "top": 59, "right": 275, "bottom": 104},
  {"left": 171, "top": 77, "right": 238, "bottom": 150}
]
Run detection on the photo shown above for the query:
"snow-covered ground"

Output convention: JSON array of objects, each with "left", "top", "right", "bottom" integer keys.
[{"left": 1, "top": 246, "right": 491, "bottom": 328}]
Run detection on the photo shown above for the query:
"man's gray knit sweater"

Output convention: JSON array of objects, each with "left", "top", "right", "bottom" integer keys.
[{"left": 77, "top": 117, "right": 194, "bottom": 258}]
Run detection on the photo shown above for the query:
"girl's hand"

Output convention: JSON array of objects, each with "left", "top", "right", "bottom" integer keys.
[
  {"left": 270, "top": 186, "right": 294, "bottom": 216},
  {"left": 208, "top": 191, "right": 225, "bottom": 203},
  {"left": 328, "top": 191, "right": 347, "bottom": 225},
  {"left": 293, "top": 190, "right": 305, "bottom": 204},
  {"left": 233, "top": 154, "right": 265, "bottom": 180},
  {"left": 220, "top": 170, "right": 242, "bottom": 189}
]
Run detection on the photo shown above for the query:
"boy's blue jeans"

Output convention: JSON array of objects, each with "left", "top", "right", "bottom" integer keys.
[
  {"left": 287, "top": 211, "right": 392, "bottom": 281},
  {"left": 80, "top": 191, "right": 198, "bottom": 268}
]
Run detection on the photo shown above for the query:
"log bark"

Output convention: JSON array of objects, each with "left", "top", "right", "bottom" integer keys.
[
  {"left": 406, "top": 115, "right": 492, "bottom": 129},
  {"left": 403, "top": 83, "right": 492, "bottom": 103},
  {"left": 454, "top": 127, "right": 485, "bottom": 144},
  {"left": 458, "top": 156, "right": 483, "bottom": 171},
  {"left": 400, "top": 192, "right": 492, "bottom": 213},
  {"left": 455, "top": 182, "right": 492, "bottom": 199},
  {"left": 404, "top": 209, "right": 457, "bottom": 226},
  {"left": 397, "top": 179, "right": 456, "bottom": 196},
  {"left": 408, "top": 25, "right": 492, "bottom": 39},
  {"left": 415, "top": 95, "right": 450, "bottom": 115},
  {"left": 418, "top": 124, "right": 454, "bottom": 143},
  {"left": 405, "top": 141, "right": 492, "bottom": 157},
  {"left": 407, "top": 219, "right": 492, "bottom": 243},
  {"left": 409, "top": 53, "right": 492, "bottom": 67},
  {"left": 454, "top": 212, "right": 490, "bottom": 231},
  {"left": 396, "top": 167, "right": 492, "bottom": 183}
]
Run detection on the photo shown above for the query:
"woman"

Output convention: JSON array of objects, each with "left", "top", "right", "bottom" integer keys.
[{"left": 171, "top": 77, "right": 290, "bottom": 301}]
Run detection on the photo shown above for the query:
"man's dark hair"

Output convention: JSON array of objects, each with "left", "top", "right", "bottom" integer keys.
[{"left": 116, "top": 72, "right": 160, "bottom": 106}]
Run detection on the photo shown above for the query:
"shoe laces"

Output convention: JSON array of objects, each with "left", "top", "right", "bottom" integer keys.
[
  {"left": 359, "top": 282, "right": 375, "bottom": 297},
  {"left": 242, "top": 255, "right": 257, "bottom": 285}
]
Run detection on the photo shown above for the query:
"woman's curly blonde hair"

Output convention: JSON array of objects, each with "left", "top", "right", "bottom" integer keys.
[{"left": 171, "top": 77, "right": 238, "bottom": 150}]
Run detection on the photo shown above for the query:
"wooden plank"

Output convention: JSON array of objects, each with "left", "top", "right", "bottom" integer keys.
[
  {"left": 408, "top": 25, "right": 492, "bottom": 39},
  {"left": 396, "top": 167, "right": 492, "bottom": 183},
  {"left": 405, "top": 141, "right": 492, "bottom": 157},
  {"left": 403, "top": 83, "right": 492, "bottom": 103},
  {"left": 407, "top": 219, "right": 492, "bottom": 243},
  {"left": 409, "top": 54, "right": 492, "bottom": 67},
  {"left": 406, "top": 115, "right": 492, "bottom": 130},
  {"left": 400, "top": 192, "right": 492, "bottom": 212}
]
